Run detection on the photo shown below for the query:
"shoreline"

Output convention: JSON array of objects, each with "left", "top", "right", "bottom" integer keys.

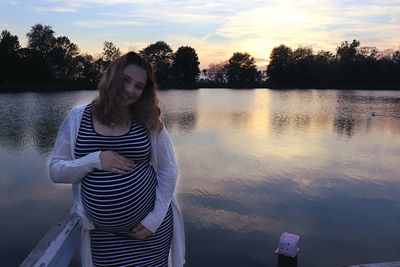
[{"left": 1, "top": 81, "right": 399, "bottom": 93}]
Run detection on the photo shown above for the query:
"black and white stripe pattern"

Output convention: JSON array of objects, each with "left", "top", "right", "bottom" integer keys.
[{"left": 75, "top": 104, "right": 173, "bottom": 267}]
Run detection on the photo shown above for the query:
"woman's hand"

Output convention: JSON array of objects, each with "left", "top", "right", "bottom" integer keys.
[
  {"left": 128, "top": 223, "right": 153, "bottom": 240},
  {"left": 100, "top": 150, "right": 136, "bottom": 174}
]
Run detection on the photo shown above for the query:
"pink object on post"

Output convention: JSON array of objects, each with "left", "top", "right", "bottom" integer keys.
[{"left": 275, "top": 232, "right": 301, "bottom": 257}]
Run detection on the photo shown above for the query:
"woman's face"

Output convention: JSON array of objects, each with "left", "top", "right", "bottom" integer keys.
[{"left": 123, "top": 64, "right": 147, "bottom": 105}]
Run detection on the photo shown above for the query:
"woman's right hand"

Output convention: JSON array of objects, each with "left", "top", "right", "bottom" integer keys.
[{"left": 100, "top": 150, "right": 136, "bottom": 174}]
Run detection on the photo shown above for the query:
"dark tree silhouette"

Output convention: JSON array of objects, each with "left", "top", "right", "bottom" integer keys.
[
  {"left": 98, "top": 41, "right": 121, "bottom": 72},
  {"left": 266, "top": 44, "right": 294, "bottom": 83},
  {"left": 74, "top": 54, "right": 102, "bottom": 82},
  {"left": 226, "top": 52, "right": 258, "bottom": 86},
  {"left": 0, "top": 30, "right": 20, "bottom": 56},
  {"left": 26, "top": 24, "right": 56, "bottom": 56},
  {"left": 102, "top": 41, "right": 121, "bottom": 63},
  {"left": 336, "top": 40, "right": 360, "bottom": 62},
  {"left": 2, "top": 23, "right": 400, "bottom": 90},
  {"left": 0, "top": 30, "right": 20, "bottom": 82},
  {"left": 206, "top": 62, "right": 228, "bottom": 83},
  {"left": 265, "top": 40, "right": 400, "bottom": 88},
  {"left": 25, "top": 24, "right": 82, "bottom": 82},
  {"left": 310, "top": 50, "right": 338, "bottom": 84},
  {"left": 24, "top": 24, "right": 58, "bottom": 81},
  {"left": 140, "top": 41, "right": 174, "bottom": 84},
  {"left": 50, "top": 36, "right": 80, "bottom": 80},
  {"left": 292, "top": 46, "right": 314, "bottom": 83},
  {"left": 172, "top": 46, "right": 200, "bottom": 83},
  {"left": 336, "top": 39, "right": 362, "bottom": 83}
]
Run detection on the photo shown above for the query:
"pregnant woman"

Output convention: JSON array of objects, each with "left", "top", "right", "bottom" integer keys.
[{"left": 49, "top": 52, "right": 185, "bottom": 266}]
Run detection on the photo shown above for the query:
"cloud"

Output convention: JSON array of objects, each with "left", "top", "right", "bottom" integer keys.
[
  {"left": 16, "top": 0, "right": 399, "bottom": 68},
  {"left": 204, "top": 0, "right": 400, "bottom": 64},
  {"left": 4, "top": 0, "right": 19, "bottom": 4},
  {"left": 74, "top": 19, "right": 146, "bottom": 28},
  {"left": 97, "top": 11, "right": 220, "bottom": 25},
  {"left": 34, "top": 6, "right": 77, "bottom": 13},
  {"left": 67, "top": 0, "right": 162, "bottom": 6}
]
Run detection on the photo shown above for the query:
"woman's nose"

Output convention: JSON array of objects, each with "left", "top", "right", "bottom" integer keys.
[
  {"left": 126, "top": 83, "right": 136, "bottom": 93},
  {"left": 132, "top": 87, "right": 139, "bottom": 96}
]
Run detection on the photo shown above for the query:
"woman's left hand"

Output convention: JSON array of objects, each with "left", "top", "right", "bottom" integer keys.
[{"left": 128, "top": 223, "right": 153, "bottom": 240}]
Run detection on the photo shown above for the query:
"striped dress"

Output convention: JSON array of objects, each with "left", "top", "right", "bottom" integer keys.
[{"left": 75, "top": 104, "right": 173, "bottom": 267}]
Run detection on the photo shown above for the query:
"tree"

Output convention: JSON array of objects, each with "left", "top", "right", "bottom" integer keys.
[
  {"left": 26, "top": 24, "right": 56, "bottom": 57},
  {"left": 74, "top": 54, "right": 101, "bottom": 82},
  {"left": 266, "top": 44, "right": 294, "bottom": 83},
  {"left": 336, "top": 39, "right": 362, "bottom": 84},
  {"left": 0, "top": 30, "right": 21, "bottom": 82},
  {"left": 206, "top": 62, "right": 228, "bottom": 83},
  {"left": 393, "top": 50, "right": 400, "bottom": 85},
  {"left": 336, "top": 40, "right": 360, "bottom": 62},
  {"left": 311, "top": 50, "right": 338, "bottom": 84},
  {"left": 140, "top": 41, "right": 174, "bottom": 84},
  {"left": 226, "top": 52, "right": 258, "bottom": 86},
  {"left": 292, "top": 46, "right": 314, "bottom": 83},
  {"left": 50, "top": 36, "right": 80, "bottom": 80},
  {"left": 24, "top": 24, "right": 58, "bottom": 81},
  {"left": 393, "top": 50, "right": 400, "bottom": 63},
  {"left": 0, "top": 30, "right": 20, "bottom": 56},
  {"left": 358, "top": 46, "right": 380, "bottom": 84},
  {"left": 172, "top": 46, "right": 200, "bottom": 83},
  {"left": 102, "top": 41, "right": 121, "bottom": 62}
]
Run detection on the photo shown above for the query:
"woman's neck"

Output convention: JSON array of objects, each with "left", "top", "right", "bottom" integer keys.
[{"left": 92, "top": 115, "right": 132, "bottom": 136}]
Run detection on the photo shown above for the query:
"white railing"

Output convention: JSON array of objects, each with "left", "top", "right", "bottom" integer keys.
[{"left": 20, "top": 210, "right": 80, "bottom": 267}]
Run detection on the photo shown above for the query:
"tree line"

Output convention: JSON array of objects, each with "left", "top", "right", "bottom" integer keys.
[
  {"left": 0, "top": 24, "right": 201, "bottom": 90},
  {"left": 265, "top": 40, "right": 400, "bottom": 88},
  {"left": 1, "top": 24, "right": 399, "bottom": 91},
  {"left": 202, "top": 40, "right": 400, "bottom": 88}
]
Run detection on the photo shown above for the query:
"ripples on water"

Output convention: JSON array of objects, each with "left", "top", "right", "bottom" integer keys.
[{"left": 1, "top": 89, "right": 400, "bottom": 266}]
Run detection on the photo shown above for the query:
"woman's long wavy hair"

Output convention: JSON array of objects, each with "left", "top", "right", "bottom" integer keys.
[{"left": 92, "top": 52, "right": 162, "bottom": 133}]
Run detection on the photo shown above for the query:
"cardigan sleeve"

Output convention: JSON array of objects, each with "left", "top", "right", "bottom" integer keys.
[
  {"left": 141, "top": 127, "right": 178, "bottom": 233},
  {"left": 49, "top": 109, "right": 102, "bottom": 184}
]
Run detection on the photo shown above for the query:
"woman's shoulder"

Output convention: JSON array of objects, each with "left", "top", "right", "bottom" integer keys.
[
  {"left": 68, "top": 103, "right": 90, "bottom": 116},
  {"left": 150, "top": 125, "right": 172, "bottom": 144},
  {"left": 72, "top": 103, "right": 90, "bottom": 112},
  {"left": 61, "top": 103, "right": 90, "bottom": 126}
]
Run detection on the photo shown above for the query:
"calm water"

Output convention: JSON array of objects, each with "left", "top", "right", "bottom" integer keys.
[{"left": 1, "top": 89, "right": 400, "bottom": 267}]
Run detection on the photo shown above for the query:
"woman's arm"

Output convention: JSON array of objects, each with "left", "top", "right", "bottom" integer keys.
[
  {"left": 49, "top": 111, "right": 102, "bottom": 184},
  {"left": 140, "top": 127, "right": 178, "bottom": 233}
]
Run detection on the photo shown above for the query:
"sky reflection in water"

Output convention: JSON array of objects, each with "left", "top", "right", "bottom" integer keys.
[{"left": 0, "top": 89, "right": 399, "bottom": 266}]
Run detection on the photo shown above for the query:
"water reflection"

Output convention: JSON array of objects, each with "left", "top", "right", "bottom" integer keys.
[
  {"left": 0, "top": 95, "right": 30, "bottom": 151},
  {"left": 271, "top": 112, "right": 290, "bottom": 133},
  {"left": 334, "top": 92, "right": 360, "bottom": 137},
  {"left": 334, "top": 91, "right": 400, "bottom": 138},
  {"left": 1, "top": 89, "right": 400, "bottom": 267},
  {"left": 0, "top": 91, "right": 94, "bottom": 156},
  {"left": 163, "top": 111, "right": 197, "bottom": 133},
  {"left": 160, "top": 90, "right": 198, "bottom": 133},
  {"left": 181, "top": 175, "right": 400, "bottom": 267}
]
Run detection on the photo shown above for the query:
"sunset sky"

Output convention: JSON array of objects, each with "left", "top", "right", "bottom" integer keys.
[{"left": 1, "top": 0, "right": 399, "bottom": 69}]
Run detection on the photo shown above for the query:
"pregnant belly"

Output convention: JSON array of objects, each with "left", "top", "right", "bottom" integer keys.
[{"left": 81, "top": 163, "right": 156, "bottom": 232}]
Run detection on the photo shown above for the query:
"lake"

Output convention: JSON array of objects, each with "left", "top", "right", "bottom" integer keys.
[{"left": 1, "top": 88, "right": 400, "bottom": 267}]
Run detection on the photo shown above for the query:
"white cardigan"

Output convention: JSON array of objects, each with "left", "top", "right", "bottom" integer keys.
[{"left": 49, "top": 104, "right": 185, "bottom": 267}]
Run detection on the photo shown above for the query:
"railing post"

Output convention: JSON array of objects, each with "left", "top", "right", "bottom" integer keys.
[
  {"left": 275, "top": 232, "right": 300, "bottom": 267},
  {"left": 19, "top": 209, "right": 81, "bottom": 267}
]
